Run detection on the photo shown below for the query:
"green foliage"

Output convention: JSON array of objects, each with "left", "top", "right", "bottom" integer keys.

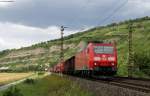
[
  {"left": 24, "top": 79, "right": 35, "bottom": 84},
  {"left": 134, "top": 51, "right": 150, "bottom": 76},
  {"left": 0, "top": 50, "right": 10, "bottom": 58},
  {"left": 37, "top": 72, "right": 45, "bottom": 75},
  {"left": 3, "top": 86, "right": 23, "bottom": 96},
  {"left": 9, "top": 65, "right": 43, "bottom": 72}
]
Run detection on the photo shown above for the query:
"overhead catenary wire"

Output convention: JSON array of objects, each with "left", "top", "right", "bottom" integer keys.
[
  {"left": 97, "top": 0, "right": 129, "bottom": 26},
  {"left": 59, "top": 0, "right": 128, "bottom": 31}
]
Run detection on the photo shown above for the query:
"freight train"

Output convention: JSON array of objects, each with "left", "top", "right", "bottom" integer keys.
[{"left": 51, "top": 41, "right": 117, "bottom": 76}]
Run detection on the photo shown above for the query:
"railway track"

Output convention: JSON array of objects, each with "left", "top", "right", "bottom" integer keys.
[
  {"left": 67, "top": 75, "right": 150, "bottom": 93},
  {"left": 108, "top": 80, "right": 150, "bottom": 93},
  {"left": 91, "top": 76, "right": 150, "bottom": 93}
]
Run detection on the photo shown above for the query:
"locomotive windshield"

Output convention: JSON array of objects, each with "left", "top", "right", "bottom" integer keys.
[{"left": 94, "top": 46, "right": 114, "bottom": 54}]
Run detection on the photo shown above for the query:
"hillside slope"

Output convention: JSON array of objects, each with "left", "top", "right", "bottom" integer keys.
[{"left": 0, "top": 17, "right": 150, "bottom": 78}]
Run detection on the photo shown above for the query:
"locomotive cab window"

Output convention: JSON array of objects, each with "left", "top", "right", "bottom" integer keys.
[{"left": 94, "top": 46, "right": 114, "bottom": 54}]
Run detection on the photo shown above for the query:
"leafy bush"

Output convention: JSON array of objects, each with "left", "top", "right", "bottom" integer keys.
[
  {"left": 24, "top": 79, "right": 35, "bottom": 84},
  {"left": 134, "top": 51, "right": 150, "bottom": 75},
  {"left": 3, "top": 86, "right": 23, "bottom": 96},
  {"left": 0, "top": 50, "right": 9, "bottom": 58},
  {"left": 37, "top": 72, "right": 45, "bottom": 75}
]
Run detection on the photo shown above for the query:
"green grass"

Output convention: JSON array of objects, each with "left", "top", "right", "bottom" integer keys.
[{"left": 0, "top": 74, "right": 93, "bottom": 96}]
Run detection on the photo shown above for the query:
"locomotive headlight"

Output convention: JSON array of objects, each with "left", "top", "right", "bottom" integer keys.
[
  {"left": 108, "top": 57, "right": 115, "bottom": 61},
  {"left": 94, "top": 57, "right": 101, "bottom": 61},
  {"left": 111, "top": 63, "right": 115, "bottom": 66},
  {"left": 94, "top": 62, "right": 97, "bottom": 66}
]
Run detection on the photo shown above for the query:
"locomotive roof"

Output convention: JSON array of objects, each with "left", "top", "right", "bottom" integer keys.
[
  {"left": 87, "top": 40, "right": 104, "bottom": 43},
  {"left": 77, "top": 40, "right": 114, "bottom": 52},
  {"left": 88, "top": 40, "right": 115, "bottom": 44}
]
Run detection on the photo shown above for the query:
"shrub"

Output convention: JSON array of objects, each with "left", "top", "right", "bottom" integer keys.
[
  {"left": 24, "top": 79, "right": 35, "bottom": 84},
  {"left": 134, "top": 51, "right": 150, "bottom": 75},
  {"left": 37, "top": 72, "right": 45, "bottom": 75},
  {"left": 3, "top": 86, "right": 23, "bottom": 96}
]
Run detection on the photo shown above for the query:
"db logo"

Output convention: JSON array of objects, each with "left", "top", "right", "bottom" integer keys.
[{"left": 102, "top": 55, "right": 106, "bottom": 57}]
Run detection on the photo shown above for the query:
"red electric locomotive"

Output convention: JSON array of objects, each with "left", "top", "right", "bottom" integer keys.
[{"left": 75, "top": 41, "right": 117, "bottom": 75}]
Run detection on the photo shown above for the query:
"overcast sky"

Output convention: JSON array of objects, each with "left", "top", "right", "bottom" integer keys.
[{"left": 0, "top": 0, "right": 150, "bottom": 51}]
